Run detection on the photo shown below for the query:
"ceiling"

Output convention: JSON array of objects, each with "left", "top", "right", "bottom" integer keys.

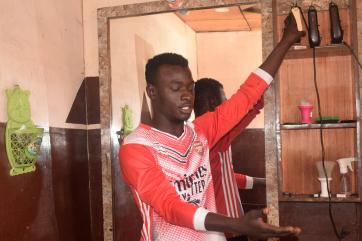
[{"left": 175, "top": 4, "right": 261, "bottom": 32}]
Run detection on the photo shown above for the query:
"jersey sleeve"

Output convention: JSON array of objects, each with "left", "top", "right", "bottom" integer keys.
[
  {"left": 119, "top": 143, "right": 209, "bottom": 230},
  {"left": 234, "top": 173, "right": 254, "bottom": 189},
  {"left": 211, "top": 98, "right": 264, "bottom": 151},
  {"left": 193, "top": 69, "right": 272, "bottom": 148}
]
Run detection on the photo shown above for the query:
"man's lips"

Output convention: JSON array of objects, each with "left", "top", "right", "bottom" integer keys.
[{"left": 179, "top": 104, "right": 193, "bottom": 113}]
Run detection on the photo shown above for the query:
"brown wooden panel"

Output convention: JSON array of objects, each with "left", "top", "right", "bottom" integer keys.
[
  {"left": 88, "top": 129, "right": 104, "bottom": 241},
  {"left": 279, "top": 202, "right": 362, "bottom": 241},
  {"left": 281, "top": 128, "right": 357, "bottom": 195},
  {"left": 279, "top": 54, "right": 355, "bottom": 124},
  {"left": 0, "top": 123, "right": 59, "bottom": 241},
  {"left": 276, "top": 9, "right": 351, "bottom": 47},
  {"left": 66, "top": 76, "right": 100, "bottom": 125},
  {"left": 86, "top": 77, "right": 101, "bottom": 124},
  {"left": 66, "top": 80, "right": 87, "bottom": 124},
  {"left": 50, "top": 127, "right": 92, "bottom": 241},
  {"left": 0, "top": 123, "right": 101, "bottom": 241},
  {"left": 112, "top": 139, "right": 142, "bottom": 241},
  {"left": 232, "top": 129, "right": 266, "bottom": 205}
]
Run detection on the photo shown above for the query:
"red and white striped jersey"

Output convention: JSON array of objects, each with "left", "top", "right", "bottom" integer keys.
[
  {"left": 122, "top": 122, "right": 225, "bottom": 241},
  {"left": 209, "top": 104, "right": 263, "bottom": 238},
  {"left": 119, "top": 69, "right": 272, "bottom": 241}
]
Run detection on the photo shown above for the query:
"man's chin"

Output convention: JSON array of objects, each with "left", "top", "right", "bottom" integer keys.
[{"left": 176, "top": 113, "right": 192, "bottom": 122}]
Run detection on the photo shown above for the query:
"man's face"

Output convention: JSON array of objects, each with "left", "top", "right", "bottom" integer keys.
[
  {"left": 148, "top": 64, "right": 195, "bottom": 123},
  {"left": 218, "top": 88, "right": 227, "bottom": 105},
  {"left": 210, "top": 87, "right": 227, "bottom": 111}
]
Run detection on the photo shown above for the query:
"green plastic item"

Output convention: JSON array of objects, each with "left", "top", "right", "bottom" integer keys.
[
  {"left": 314, "top": 116, "right": 340, "bottom": 123},
  {"left": 120, "top": 105, "right": 133, "bottom": 139},
  {"left": 5, "top": 85, "right": 44, "bottom": 176}
]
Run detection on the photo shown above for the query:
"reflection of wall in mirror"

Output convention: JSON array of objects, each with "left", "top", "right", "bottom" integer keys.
[
  {"left": 110, "top": 12, "right": 263, "bottom": 131},
  {"left": 110, "top": 13, "right": 198, "bottom": 131},
  {"left": 197, "top": 30, "right": 263, "bottom": 128}
]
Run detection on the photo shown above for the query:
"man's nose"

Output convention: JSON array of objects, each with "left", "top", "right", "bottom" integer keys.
[{"left": 181, "top": 89, "right": 193, "bottom": 101}]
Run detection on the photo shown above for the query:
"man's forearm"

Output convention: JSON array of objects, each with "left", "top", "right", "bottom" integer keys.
[
  {"left": 204, "top": 209, "right": 301, "bottom": 239},
  {"left": 259, "top": 14, "right": 305, "bottom": 77},
  {"left": 259, "top": 39, "right": 293, "bottom": 77},
  {"left": 204, "top": 212, "right": 239, "bottom": 233}
]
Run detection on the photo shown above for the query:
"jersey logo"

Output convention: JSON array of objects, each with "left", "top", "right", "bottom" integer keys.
[{"left": 193, "top": 140, "right": 204, "bottom": 155}]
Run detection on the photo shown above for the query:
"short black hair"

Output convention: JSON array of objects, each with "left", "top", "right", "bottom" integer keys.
[
  {"left": 145, "top": 53, "right": 189, "bottom": 85},
  {"left": 194, "top": 78, "right": 224, "bottom": 117}
]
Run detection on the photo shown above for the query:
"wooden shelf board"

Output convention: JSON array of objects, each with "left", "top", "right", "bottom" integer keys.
[
  {"left": 285, "top": 44, "right": 351, "bottom": 59},
  {"left": 279, "top": 194, "right": 360, "bottom": 203},
  {"left": 280, "top": 122, "right": 356, "bottom": 130}
]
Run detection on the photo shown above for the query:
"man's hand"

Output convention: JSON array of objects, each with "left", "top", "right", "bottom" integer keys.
[
  {"left": 281, "top": 13, "right": 306, "bottom": 45},
  {"left": 237, "top": 208, "right": 301, "bottom": 239},
  {"left": 253, "top": 177, "right": 266, "bottom": 187},
  {"left": 259, "top": 13, "right": 306, "bottom": 77},
  {"left": 205, "top": 208, "right": 301, "bottom": 239}
]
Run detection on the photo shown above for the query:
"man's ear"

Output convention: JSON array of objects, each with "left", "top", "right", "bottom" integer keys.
[
  {"left": 146, "top": 84, "right": 157, "bottom": 100},
  {"left": 209, "top": 98, "right": 217, "bottom": 112}
]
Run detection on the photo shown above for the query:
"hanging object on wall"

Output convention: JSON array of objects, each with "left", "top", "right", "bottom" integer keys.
[
  {"left": 119, "top": 105, "right": 133, "bottom": 141},
  {"left": 5, "top": 85, "right": 44, "bottom": 176},
  {"left": 307, "top": 5, "right": 321, "bottom": 48},
  {"left": 329, "top": 1, "right": 343, "bottom": 44}
]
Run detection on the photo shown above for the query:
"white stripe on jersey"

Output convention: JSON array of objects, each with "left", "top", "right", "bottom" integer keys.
[
  {"left": 219, "top": 148, "right": 242, "bottom": 218},
  {"left": 136, "top": 192, "right": 151, "bottom": 241},
  {"left": 222, "top": 152, "right": 235, "bottom": 217},
  {"left": 226, "top": 149, "right": 238, "bottom": 218},
  {"left": 219, "top": 152, "right": 231, "bottom": 217}
]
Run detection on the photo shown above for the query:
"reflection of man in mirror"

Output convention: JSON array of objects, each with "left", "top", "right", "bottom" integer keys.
[
  {"left": 120, "top": 14, "right": 305, "bottom": 241},
  {"left": 194, "top": 78, "right": 266, "bottom": 241}
]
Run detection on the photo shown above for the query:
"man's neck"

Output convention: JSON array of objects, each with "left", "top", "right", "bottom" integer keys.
[{"left": 150, "top": 118, "right": 185, "bottom": 137}]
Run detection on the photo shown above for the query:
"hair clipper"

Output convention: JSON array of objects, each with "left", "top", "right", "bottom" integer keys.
[
  {"left": 291, "top": 6, "right": 303, "bottom": 31},
  {"left": 329, "top": 2, "right": 343, "bottom": 44},
  {"left": 308, "top": 6, "right": 321, "bottom": 48}
]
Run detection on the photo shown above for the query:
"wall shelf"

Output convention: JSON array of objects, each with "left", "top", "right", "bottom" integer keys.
[
  {"left": 285, "top": 44, "right": 351, "bottom": 59},
  {"left": 271, "top": 6, "right": 361, "bottom": 202},
  {"left": 279, "top": 194, "right": 360, "bottom": 203},
  {"left": 280, "top": 122, "right": 357, "bottom": 130}
]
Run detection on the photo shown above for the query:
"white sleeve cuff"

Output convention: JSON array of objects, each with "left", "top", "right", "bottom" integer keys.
[
  {"left": 193, "top": 207, "right": 210, "bottom": 231},
  {"left": 253, "top": 68, "right": 273, "bottom": 85},
  {"left": 245, "top": 176, "right": 254, "bottom": 189}
]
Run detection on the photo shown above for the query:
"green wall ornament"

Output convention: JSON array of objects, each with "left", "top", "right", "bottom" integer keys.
[
  {"left": 120, "top": 105, "right": 133, "bottom": 139},
  {"left": 5, "top": 85, "right": 44, "bottom": 176}
]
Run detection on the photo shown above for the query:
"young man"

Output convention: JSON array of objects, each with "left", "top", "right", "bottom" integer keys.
[
  {"left": 194, "top": 78, "right": 265, "bottom": 241},
  {"left": 120, "top": 15, "right": 304, "bottom": 241}
]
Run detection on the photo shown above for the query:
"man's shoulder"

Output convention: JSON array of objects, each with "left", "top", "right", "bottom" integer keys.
[{"left": 123, "top": 125, "right": 152, "bottom": 146}]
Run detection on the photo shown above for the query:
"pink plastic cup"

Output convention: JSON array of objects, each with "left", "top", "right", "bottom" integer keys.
[{"left": 298, "top": 105, "right": 313, "bottom": 124}]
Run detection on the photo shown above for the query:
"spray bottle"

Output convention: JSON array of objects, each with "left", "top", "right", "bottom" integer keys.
[{"left": 336, "top": 157, "right": 356, "bottom": 197}]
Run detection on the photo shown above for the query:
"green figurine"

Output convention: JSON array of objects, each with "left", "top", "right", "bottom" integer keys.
[
  {"left": 5, "top": 85, "right": 44, "bottom": 176},
  {"left": 120, "top": 105, "right": 133, "bottom": 139}
]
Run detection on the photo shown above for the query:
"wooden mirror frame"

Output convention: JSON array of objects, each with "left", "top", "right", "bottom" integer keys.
[{"left": 97, "top": 1, "right": 276, "bottom": 240}]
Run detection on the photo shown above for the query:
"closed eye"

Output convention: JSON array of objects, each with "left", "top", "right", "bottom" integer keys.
[{"left": 170, "top": 84, "right": 181, "bottom": 91}]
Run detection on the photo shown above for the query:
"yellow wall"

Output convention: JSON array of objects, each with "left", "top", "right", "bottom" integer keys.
[
  {"left": 83, "top": 0, "right": 158, "bottom": 76},
  {"left": 197, "top": 30, "right": 263, "bottom": 128},
  {"left": 0, "top": 0, "right": 84, "bottom": 128}
]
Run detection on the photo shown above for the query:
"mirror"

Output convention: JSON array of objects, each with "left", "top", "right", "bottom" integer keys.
[{"left": 97, "top": 1, "right": 275, "bottom": 240}]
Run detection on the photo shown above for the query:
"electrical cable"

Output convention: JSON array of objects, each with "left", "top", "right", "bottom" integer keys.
[
  {"left": 343, "top": 41, "right": 362, "bottom": 70},
  {"left": 311, "top": 47, "right": 343, "bottom": 241}
]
